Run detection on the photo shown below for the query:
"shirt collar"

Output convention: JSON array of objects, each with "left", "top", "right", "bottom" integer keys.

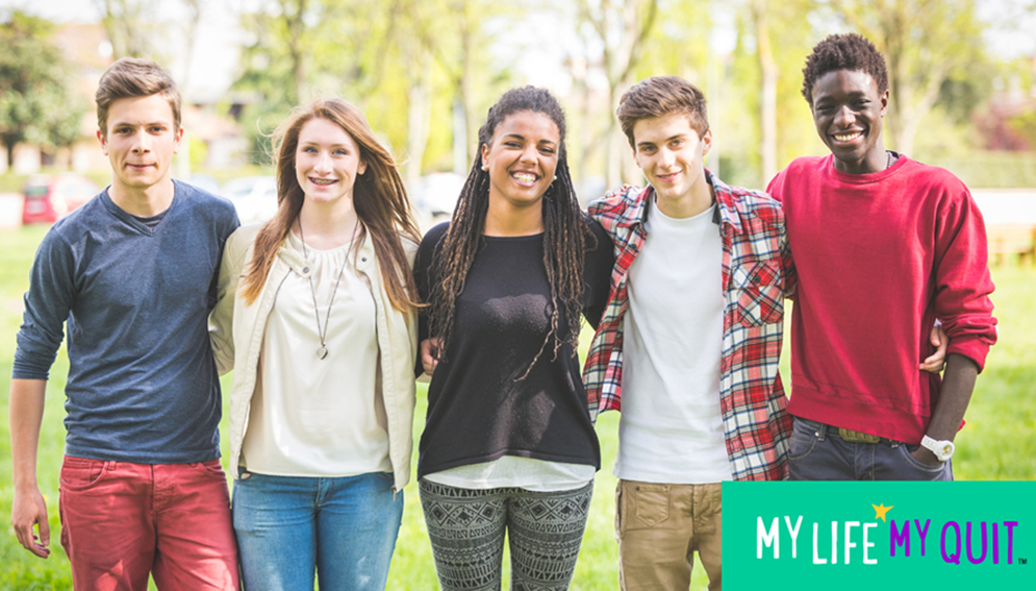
[
  {"left": 624, "top": 168, "right": 726, "bottom": 229},
  {"left": 710, "top": 170, "right": 743, "bottom": 235}
]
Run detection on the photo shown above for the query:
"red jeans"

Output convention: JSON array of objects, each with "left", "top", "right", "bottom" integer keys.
[{"left": 58, "top": 456, "right": 239, "bottom": 591}]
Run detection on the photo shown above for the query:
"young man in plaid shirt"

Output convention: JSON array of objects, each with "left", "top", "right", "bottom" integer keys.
[{"left": 583, "top": 76, "right": 794, "bottom": 591}]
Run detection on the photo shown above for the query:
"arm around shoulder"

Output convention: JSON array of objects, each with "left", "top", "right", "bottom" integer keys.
[
  {"left": 582, "top": 217, "right": 616, "bottom": 329},
  {"left": 209, "top": 225, "right": 256, "bottom": 375}
]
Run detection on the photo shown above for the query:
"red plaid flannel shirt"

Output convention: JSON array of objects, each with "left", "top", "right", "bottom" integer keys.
[{"left": 583, "top": 171, "right": 795, "bottom": 480}]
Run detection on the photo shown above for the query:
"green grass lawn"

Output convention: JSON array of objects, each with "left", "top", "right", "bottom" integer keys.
[{"left": 1, "top": 224, "right": 1033, "bottom": 589}]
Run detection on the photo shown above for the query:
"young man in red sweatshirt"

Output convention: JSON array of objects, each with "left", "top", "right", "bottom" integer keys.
[{"left": 767, "top": 33, "right": 997, "bottom": 480}]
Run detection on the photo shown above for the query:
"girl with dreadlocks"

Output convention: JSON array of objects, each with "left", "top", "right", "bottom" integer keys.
[
  {"left": 413, "top": 86, "right": 614, "bottom": 589},
  {"left": 209, "top": 98, "right": 421, "bottom": 591}
]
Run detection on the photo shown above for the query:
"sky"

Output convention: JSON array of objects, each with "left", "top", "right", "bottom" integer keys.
[{"left": 4, "top": 0, "right": 1036, "bottom": 99}]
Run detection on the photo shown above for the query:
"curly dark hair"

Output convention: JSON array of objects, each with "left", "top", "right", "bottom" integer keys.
[
  {"left": 429, "top": 86, "right": 594, "bottom": 373},
  {"left": 801, "top": 33, "right": 888, "bottom": 105}
]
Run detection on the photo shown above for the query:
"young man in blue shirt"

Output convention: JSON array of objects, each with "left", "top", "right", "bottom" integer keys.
[{"left": 9, "top": 58, "right": 240, "bottom": 589}]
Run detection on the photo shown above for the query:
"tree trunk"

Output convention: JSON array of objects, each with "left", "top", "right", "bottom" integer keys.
[
  {"left": 460, "top": 21, "right": 477, "bottom": 163},
  {"left": 287, "top": 0, "right": 308, "bottom": 104},
  {"left": 3, "top": 137, "right": 15, "bottom": 169},
  {"left": 754, "top": 0, "right": 779, "bottom": 184},
  {"left": 405, "top": 48, "right": 433, "bottom": 188},
  {"left": 595, "top": 0, "right": 658, "bottom": 187}
]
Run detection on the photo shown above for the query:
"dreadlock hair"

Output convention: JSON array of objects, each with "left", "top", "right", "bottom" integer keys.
[
  {"left": 240, "top": 98, "right": 422, "bottom": 311},
  {"left": 801, "top": 33, "right": 889, "bottom": 105},
  {"left": 428, "top": 86, "right": 594, "bottom": 373}
]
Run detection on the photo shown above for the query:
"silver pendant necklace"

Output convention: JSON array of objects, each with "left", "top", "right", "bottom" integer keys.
[{"left": 297, "top": 220, "right": 346, "bottom": 360}]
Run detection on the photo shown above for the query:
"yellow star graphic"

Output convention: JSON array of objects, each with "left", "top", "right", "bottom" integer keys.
[{"left": 872, "top": 503, "right": 893, "bottom": 522}]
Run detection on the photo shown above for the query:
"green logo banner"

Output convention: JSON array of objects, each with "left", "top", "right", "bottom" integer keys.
[{"left": 724, "top": 482, "right": 1035, "bottom": 589}]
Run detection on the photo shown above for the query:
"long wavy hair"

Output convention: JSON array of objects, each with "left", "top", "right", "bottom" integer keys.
[
  {"left": 429, "top": 86, "right": 594, "bottom": 369},
  {"left": 241, "top": 98, "right": 421, "bottom": 311}
]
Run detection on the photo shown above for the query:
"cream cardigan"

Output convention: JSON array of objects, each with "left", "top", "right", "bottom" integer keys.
[{"left": 209, "top": 222, "right": 418, "bottom": 492}]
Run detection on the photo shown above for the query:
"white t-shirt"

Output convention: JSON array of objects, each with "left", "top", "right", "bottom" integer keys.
[
  {"left": 241, "top": 231, "right": 391, "bottom": 477},
  {"left": 423, "top": 456, "right": 595, "bottom": 492},
  {"left": 616, "top": 202, "right": 732, "bottom": 484}
]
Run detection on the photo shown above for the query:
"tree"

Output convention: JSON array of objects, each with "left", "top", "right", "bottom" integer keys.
[
  {"left": 232, "top": 0, "right": 339, "bottom": 164},
  {"left": 399, "top": 0, "right": 519, "bottom": 165},
  {"left": 751, "top": 0, "right": 779, "bottom": 183},
  {"left": 826, "top": 0, "right": 987, "bottom": 156},
  {"left": 570, "top": 0, "right": 659, "bottom": 186},
  {"left": 177, "top": 0, "right": 204, "bottom": 90},
  {"left": 738, "top": 0, "right": 820, "bottom": 185},
  {"left": 0, "top": 11, "right": 88, "bottom": 169},
  {"left": 95, "top": 0, "right": 161, "bottom": 58}
]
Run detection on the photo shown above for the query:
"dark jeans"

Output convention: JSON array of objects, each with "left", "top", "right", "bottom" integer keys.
[{"left": 787, "top": 417, "right": 953, "bottom": 481}]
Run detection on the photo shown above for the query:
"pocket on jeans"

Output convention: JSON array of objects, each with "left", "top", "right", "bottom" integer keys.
[
  {"left": 787, "top": 421, "right": 819, "bottom": 461},
  {"left": 59, "top": 457, "right": 107, "bottom": 492},
  {"left": 194, "top": 459, "right": 228, "bottom": 482},
  {"left": 898, "top": 444, "right": 946, "bottom": 473},
  {"left": 632, "top": 484, "right": 670, "bottom": 527}
]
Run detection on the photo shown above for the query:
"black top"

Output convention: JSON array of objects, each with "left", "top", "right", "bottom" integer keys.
[{"left": 414, "top": 219, "right": 615, "bottom": 479}]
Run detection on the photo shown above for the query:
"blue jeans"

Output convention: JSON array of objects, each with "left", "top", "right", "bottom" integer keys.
[
  {"left": 232, "top": 470, "right": 403, "bottom": 591},
  {"left": 787, "top": 417, "right": 953, "bottom": 481}
]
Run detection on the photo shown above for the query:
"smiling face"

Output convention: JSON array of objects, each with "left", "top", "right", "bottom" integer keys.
[
  {"left": 632, "top": 112, "right": 712, "bottom": 217},
  {"left": 98, "top": 94, "right": 182, "bottom": 198},
  {"left": 294, "top": 117, "right": 367, "bottom": 206},
  {"left": 811, "top": 69, "right": 889, "bottom": 174},
  {"left": 481, "top": 110, "right": 560, "bottom": 213}
]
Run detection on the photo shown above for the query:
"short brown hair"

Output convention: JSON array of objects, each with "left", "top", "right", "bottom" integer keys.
[
  {"left": 617, "top": 76, "right": 709, "bottom": 148},
  {"left": 95, "top": 57, "right": 181, "bottom": 137}
]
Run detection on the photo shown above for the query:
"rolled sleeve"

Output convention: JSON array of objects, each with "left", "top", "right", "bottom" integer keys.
[
  {"left": 934, "top": 191, "right": 997, "bottom": 372},
  {"left": 13, "top": 231, "right": 76, "bottom": 380}
]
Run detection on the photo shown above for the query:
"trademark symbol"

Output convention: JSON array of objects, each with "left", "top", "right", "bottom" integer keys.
[{"left": 1019, "top": 558, "right": 1028, "bottom": 565}]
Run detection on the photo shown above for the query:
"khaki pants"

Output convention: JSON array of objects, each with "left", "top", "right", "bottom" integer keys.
[{"left": 616, "top": 480, "right": 722, "bottom": 591}]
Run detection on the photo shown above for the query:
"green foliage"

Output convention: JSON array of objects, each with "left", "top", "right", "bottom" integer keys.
[
  {"left": 230, "top": 0, "right": 521, "bottom": 177},
  {"left": 923, "top": 151, "right": 1036, "bottom": 188},
  {"left": 1008, "top": 110, "right": 1036, "bottom": 149},
  {"left": 0, "top": 11, "right": 89, "bottom": 165},
  {"left": 188, "top": 137, "right": 209, "bottom": 171},
  {"left": 824, "top": 0, "right": 988, "bottom": 155},
  {"left": 97, "top": 0, "right": 161, "bottom": 59}
]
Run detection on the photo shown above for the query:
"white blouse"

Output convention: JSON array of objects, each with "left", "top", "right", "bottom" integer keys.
[{"left": 240, "top": 231, "right": 391, "bottom": 477}]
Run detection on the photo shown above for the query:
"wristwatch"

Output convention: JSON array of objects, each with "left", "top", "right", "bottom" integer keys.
[{"left": 920, "top": 435, "right": 955, "bottom": 462}]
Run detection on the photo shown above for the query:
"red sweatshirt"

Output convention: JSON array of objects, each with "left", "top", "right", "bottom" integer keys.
[{"left": 767, "top": 155, "right": 997, "bottom": 444}]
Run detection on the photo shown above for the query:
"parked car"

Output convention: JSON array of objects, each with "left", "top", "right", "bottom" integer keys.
[
  {"left": 176, "top": 174, "right": 222, "bottom": 196},
  {"left": 410, "top": 172, "right": 465, "bottom": 228},
  {"left": 22, "top": 173, "right": 101, "bottom": 225},
  {"left": 222, "top": 175, "right": 279, "bottom": 223}
]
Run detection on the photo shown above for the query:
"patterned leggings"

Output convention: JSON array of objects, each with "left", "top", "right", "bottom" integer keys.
[{"left": 419, "top": 479, "right": 594, "bottom": 591}]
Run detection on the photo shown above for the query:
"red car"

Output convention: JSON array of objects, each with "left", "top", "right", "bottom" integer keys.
[{"left": 22, "top": 173, "right": 101, "bottom": 224}]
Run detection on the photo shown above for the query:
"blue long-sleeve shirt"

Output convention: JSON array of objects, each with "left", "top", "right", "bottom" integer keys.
[{"left": 13, "top": 181, "right": 239, "bottom": 463}]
